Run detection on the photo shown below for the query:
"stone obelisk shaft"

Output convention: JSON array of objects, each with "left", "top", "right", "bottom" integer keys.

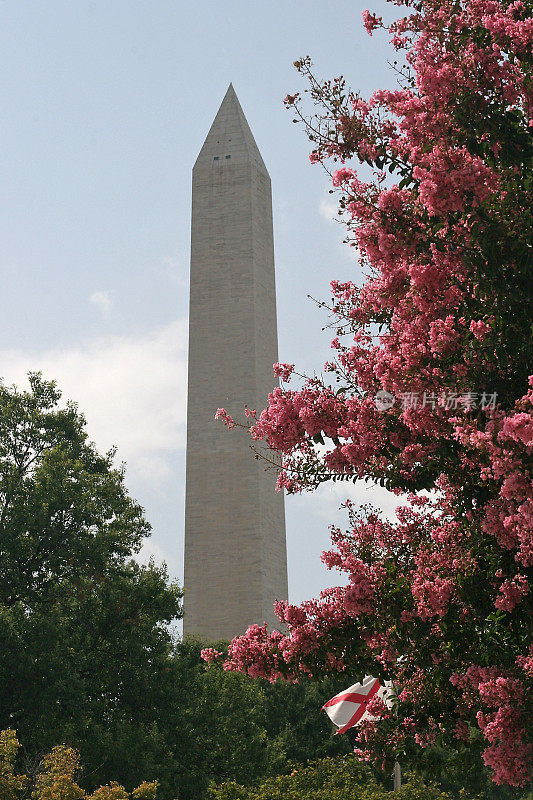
[{"left": 184, "top": 85, "right": 288, "bottom": 642}]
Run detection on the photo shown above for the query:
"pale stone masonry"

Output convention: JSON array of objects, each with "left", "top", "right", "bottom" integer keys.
[{"left": 183, "top": 85, "right": 288, "bottom": 642}]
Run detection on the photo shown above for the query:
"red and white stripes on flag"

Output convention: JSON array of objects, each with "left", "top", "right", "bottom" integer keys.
[{"left": 322, "top": 675, "right": 391, "bottom": 734}]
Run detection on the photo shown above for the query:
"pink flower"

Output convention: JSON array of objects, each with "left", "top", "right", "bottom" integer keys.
[
  {"left": 214, "top": 408, "right": 235, "bottom": 429},
  {"left": 273, "top": 362, "right": 295, "bottom": 381},
  {"left": 495, "top": 574, "right": 529, "bottom": 612},
  {"left": 516, "top": 646, "right": 533, "bottom": 678},
  {"left": 477, "top": 706, "right": 531, "bottom": 786},
  {"left": 470, "top": 319, "right": 491, "bottom": 340},
  {"left": 200, "top": 647, "right": 223, "bottom": 664},
  {"left": 501, "top": 412, "right": 533, "bottom": 448},
  {"left": 332, "top": 167, "right": 355, "bottom": 186},
  {"left": 362, "top": 9, "right": 382, "bottom": 35}
]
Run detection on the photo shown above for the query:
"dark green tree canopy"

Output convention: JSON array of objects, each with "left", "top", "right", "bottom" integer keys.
[
  {"left": 0, "top": 373, "right": 183, "bottom": 769},
  {"left": 0, "top": 373, "right": 152, "bottom": 607}
]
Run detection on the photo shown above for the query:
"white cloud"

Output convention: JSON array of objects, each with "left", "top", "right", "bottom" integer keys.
[
  {"left": 290, "top": 477, "right": 409, "bottom": 527},
  {"left": 137, "top": 537, "right": 168, "bottom": 566},
  {"left": 316, "top": 479, "right": 408, "bottom": 521},
  {"left": 0, "top": 320, "right": 188, "bottom": 483},
  {"left": 319, "top": 197, "right": 339, "bottom": 222},
  {"left": 286, "top": 440, "right": 411, "bottom": 524},
  {"left": 318, "top": 198, "right": 359, "bottom": 263},
  {"left": 89, "top": 289, "right": 114, "bottom": 317}
]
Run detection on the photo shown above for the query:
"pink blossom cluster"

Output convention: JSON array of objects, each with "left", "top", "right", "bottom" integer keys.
[
  {"left": 362, "top": 9, "right": 382, "bottom": 36},
  {"left": 494, "top": 574, "right": 529, "bottom": 612},
  {"left": 200, "top": 647, "right": 223, "bottom": 664},
  {"left": 343, "top": 559, "right": 383, "bottom": 616},
  {"left": 272, "top": 362, "right": 295, "bottom": 382},
  {"left": 451, "top": 667, "right": 531, "bottom": 784},
  {"left": 214, "top": 408, "right": 235, "bottom": 429},
  {"left": 516, "top": 646, "right": 533, "bottom": 678}
]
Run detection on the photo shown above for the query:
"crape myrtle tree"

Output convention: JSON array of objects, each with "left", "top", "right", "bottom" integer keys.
[{"left": 208, "top": 0, "right": 533, "bottom": 789}]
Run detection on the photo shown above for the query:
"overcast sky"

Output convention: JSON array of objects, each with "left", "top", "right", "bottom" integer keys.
[{"left": 1, "top": 0, "right": 405, "bottom": 629}]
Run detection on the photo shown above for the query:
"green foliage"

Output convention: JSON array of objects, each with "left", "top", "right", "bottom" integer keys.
[
  {"left": 150, "top": 640, "right": 351, "bottom": 800},
  {"left": 0, "top": 730, "right": 158, "bottom": 800},
  {"left": 209, "top": 756, "right": 533, "bottom": 800},
  {"left": 207, "top": 756, "right": 463, "bottom": 800},
  {"left": 0, "top": 375, "right": 182, "bottom": 796},
  {"left": 411, "top": 739, "right": 522, "bottom": 800},
  {"left": 32, "top": 745, "right": 85, "bottom": 800},
  {"left": 0, "top": 731, "right": 27, "bottom": 800}
]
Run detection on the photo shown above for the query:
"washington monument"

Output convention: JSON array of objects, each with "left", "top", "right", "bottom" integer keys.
[{"left": 183, "top": 85, "right": 288, "bottom": 641}]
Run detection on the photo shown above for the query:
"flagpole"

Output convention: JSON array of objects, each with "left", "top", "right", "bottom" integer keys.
[
  {"left": 322, "top": 676, "right": 400, "bottom": 789},
  {"left": 393, "top": 761, "right": 401, "bottom": 791}
]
